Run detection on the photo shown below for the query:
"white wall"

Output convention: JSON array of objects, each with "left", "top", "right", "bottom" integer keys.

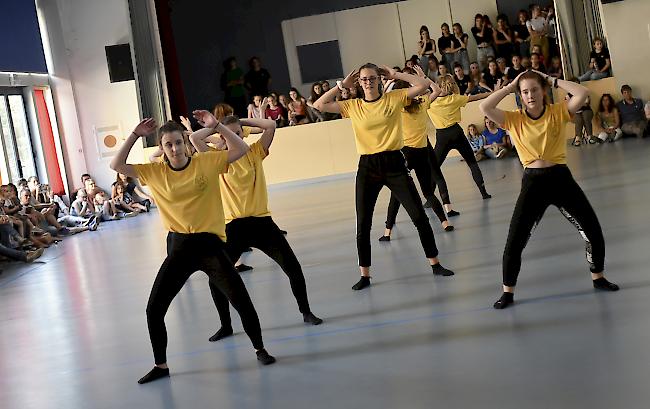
[
  {"left": 600, "top": 0, "right": 650, "bottom": 100},
  {"left": 283, "top": 0, "right": 499, "bottom": 91},
  {"left": 36, "top": 0, "right": 143, "bottom": 193}
]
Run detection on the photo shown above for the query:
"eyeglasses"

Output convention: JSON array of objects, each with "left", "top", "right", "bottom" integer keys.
[{"left": 359, "top": 76, "right": 379, "bottom": 83}]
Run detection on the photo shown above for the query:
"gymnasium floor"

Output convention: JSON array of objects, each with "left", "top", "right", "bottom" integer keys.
[{"left": 1, "top": 139, "right": 649, "bottom": 409}]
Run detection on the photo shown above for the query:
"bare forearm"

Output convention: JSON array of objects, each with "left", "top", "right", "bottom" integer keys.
[
  {"left": 240, "top": 118, "right": 275, "bottom": 130},
  {"left": 313, "top": 87, "right": 341, "bottom": 113},
  {"left": 110, "top": 133, "right": 139, "bottom": 174}
]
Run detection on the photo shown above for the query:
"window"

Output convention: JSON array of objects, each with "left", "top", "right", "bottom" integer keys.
[{"left": 0, "top": 90, "right": 38, "bottom": 183}]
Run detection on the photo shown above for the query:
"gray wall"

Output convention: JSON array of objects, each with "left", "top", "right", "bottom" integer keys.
[{"left": 167, "top": 0, "right": 402, "bottom": 112}]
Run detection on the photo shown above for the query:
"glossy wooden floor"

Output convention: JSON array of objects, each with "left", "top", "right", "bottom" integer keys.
[{"left": 2, "top": 139, "right": 649, "bottom": 409}]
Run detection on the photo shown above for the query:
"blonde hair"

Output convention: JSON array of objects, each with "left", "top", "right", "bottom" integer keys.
[{"left": 438, "top": 74, "right": 460, "bottom": 95}]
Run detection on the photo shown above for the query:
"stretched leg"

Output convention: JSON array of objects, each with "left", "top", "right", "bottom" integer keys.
[
  {"left": 385, "top": 169, "right": 453, "bottom": 277},
  {"left": 427, "top": 141, "right": 452, "bottom": 205},
  {"left": 407, "top": 147, "right": 448, "bottom": 224},
  {"left": 145, "top": 252, "right": 196, "bottom": 367},
  {"left": 551, "top": 171, "right": 616, "bottom": 292},
  {"left": 355, "top": 166, "right": 384, "bottom": 269},
  {"left": 496, "top": 173, "right": 551, "bottom": 309},
  {"left": 453, "top": 135, "right": 490, "bottom": 199},
  {"left": 433, "top": 130, "right": 453, "bottom": 166},
  {"left": 250, "top": 217, "right": 322, "bottom": 324},
  {"left": 384, "top": 191, "right": 401, "bottom": 230},
  {"left": 207, "top": 221, "right": 248, "bottom": 341}
]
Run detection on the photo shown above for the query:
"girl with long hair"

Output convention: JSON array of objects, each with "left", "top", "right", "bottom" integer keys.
[
  {"left": 314, "top": 62, "right": 455, "bottom": 290},
  {"left": 480, "top": 69, "right": 618, "bottom": 309}
]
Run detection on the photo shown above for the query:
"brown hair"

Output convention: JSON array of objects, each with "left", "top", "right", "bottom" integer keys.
[
  {"left": 392, "top": 79, "right": 422, "bottom": 114},
  {"left": 213, "top": 103, "right": 234, "bottom": 120},
  {"left": 515, "top": 70, "right": 549, "bottom": 104},
  {"left": 157, "top": 121, "right": 188, "bottom": 162},
  {"left": 221, "top": 115, "right": 241, "bottom": 127},
  {"left": 438, "top": 74, "right": 460, "bottom": 95}
]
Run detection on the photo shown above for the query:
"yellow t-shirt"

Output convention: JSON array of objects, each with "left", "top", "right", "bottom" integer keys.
[
  {"left": 134, "top": 151, "right": 229, "bottom": 240},
  {"left": 219, "top": 141, "right": 271, "bottom": 223},
  {"left": 503, "top": 103, "right": 571, "bottom": 167},
  {"left": 401, "top": 97, "right": 429, "bottom": 148},
  {"left": 338, "top": 89, "right": 409, "bottom": 154},
  {"left": 427, "top": 94, "right": 469, "bottom": 129}
]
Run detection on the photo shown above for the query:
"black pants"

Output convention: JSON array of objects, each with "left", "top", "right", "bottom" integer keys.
[
  {"left": 385, "top": 146, "right": 447, "bottom": 228},
  {"left": 209, "top": 216, "right": 311, "bottom": 327},
  {"left": 434, "top": 123, "right": 489, "bottom": 198},
  {"left": 0, "top": 224, "right": 26, "bottom": 261},
  {"left": 356, "top": 150, "right": 439, "bottom": 267},
  {"left": 150, "top": 232, "right": 264, "bottom": 364},
  {"left": 502, "top": 165, "right": 605, "bottom": 287},
  {"left": 426, "top": 141, "right": 452, "bottom": 205}
]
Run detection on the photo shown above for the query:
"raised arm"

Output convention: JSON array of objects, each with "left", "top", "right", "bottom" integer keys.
[
  {"left": 110, "top": 118, "right": 157, "bottom": 178},
  {"left": 191, "top": 110, "right": 249, "bottom": 163},
  {"left": 468, "top": 91, "right": 492, "bottom": 102},
  {"left": 533, "top": 70, "right": 588, "bottom": 114},
  {"left": 381, "top": 65, "right": 428, "bottom": 99},
  {"left": 240, "top": 118, "right": 276, "bottom": 152},
  {"left": 313, "top": 70, "right": 358, "bottom": 114},
  {"left": 480, "top": 72, "right": 523, "bottom": 126}
]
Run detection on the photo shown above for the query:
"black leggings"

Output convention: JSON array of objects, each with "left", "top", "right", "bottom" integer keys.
[
  {"left": 503, "top": 165, "right": 605, "bottom": 287},
  {"left": 209, "top": 216, "right": 312, "bottom": 327},
  {"left": 426, "top": 141, "right": 452, "bottom": 205},
  {"left": 150, "top": 232, "right": 264, "bottom": 364},
  {"left": 385, "top": 146, "right": 447, "bottom": 228},
  {"left": 356, "top": 150, "right": 439, "bottom": 267},
  {"left": 434, "top": 123, "right": 489, "bottom": 198}
]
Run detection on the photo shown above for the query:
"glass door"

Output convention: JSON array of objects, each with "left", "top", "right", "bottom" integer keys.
[{"left": 0, "top": 90, "right": 38, "bottom": 183}]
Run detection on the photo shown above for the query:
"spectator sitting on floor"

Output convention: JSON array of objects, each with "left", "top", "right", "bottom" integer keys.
[
  {"left": 617, "top": 85, "right": 647, "bottom": 138},
  {"left": 595, "top": 93, "right": 622, "bottom": 143},
  {"left": 112, "top": 182, "right": 147, "bottom": 214},
  {"left": 578, "top": 37, "right": 611, "bottom": 82},
  {"left": 264, "top": 94, "right": 288, "bottom": 127},
  {"left": 481, "top": 117, "right": 509, "bottom": 158},
  {"left": 466, "top": 124, "right": 487, "bottom": 161},
  {"left": 467, "top": 62, "right": 491, "bottom": 95},
  {"left": 0, "top": 214, "right": 43, "bottom": 262},
  {"left": 112, "top": 173, "right": 153, "bottom": 210},
  {"left": 2, "top": 184, "right": 53, "bottom": 248},
  {"left": 19, "top": 188, "right": 69, "bottom": 236},
  {"left": 94, "top": 191, "right": 126, "bottom": 221},
  {"left": 246, "top": 95, "right": 265, "bottom": 119},
  {"left": 288, "top": 88, "right": 310, "bottom": 126},
  {"left": 482, "top": 60, "right": 504, "bottom": 91}
]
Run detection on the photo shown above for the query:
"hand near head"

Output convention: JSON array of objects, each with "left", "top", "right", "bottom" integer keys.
[
  {"left": 412, "top": 65, "right": 426, "bottom": 78},
  {"left": 508, "top": 70, "right": 528, "bottom": 92},
  {"left": 179, "top": 115, "right": 192, "bottom": 132},
  {"left": 261, "top": 97, "right": 269, "bottom": 110},
  {"left": 379, "top": 65, "right": 397, "bottom": 80},
  {"left": 133, "top": 118, "right": 157, "bottom": 137},
  {"left": 192, "top": 110, "right": 219, "bottom": 128},
  {"left": 341, "top": 70, "right": 359, "bottom": 88}
]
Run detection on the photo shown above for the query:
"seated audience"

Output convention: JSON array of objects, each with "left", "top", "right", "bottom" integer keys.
[
  {"left": 578, "top": 38, "right": 611, "bottom": 82},
  {"left": 466, "top": 124, "right": 487, "bottom": 161},
  {"left": 595, "top": 94, "right": 622, "bottom": 143},
  {"left": 113, "top": 182, "right": 148, "bottom": 214},
  {"left": 547, "top": 56, "right": 563, "bottom": 79},
  {"left": 617, "top": 85, "right": 647, "bottom": 138},
  {"left": 530, "top": 52, "right": 546, "bottom": 73},
  {"left": 482, "top": 60, "right": 504, "bottom": 91},
  {"left": 19, "top": 188, "right": 69, "bottom": 236},
  {"left": 112, "top": 173, "right": 153, "bottom": 209},
  {"left": 467, "top": 62, "right": 491, "bottom": 95},
  {"left": 287, "top": 88, "right": 310, "bottom": 126},
  {"left": 426, "top": 56, "right": 440, "bottom": 82},
  {"left": 453, "top": 64, "right": 471, "bottom": 95},
  {"left": 0, "top": 214, "right": 43, "bottom": 262},
  {"left": 264, "top": 95, "right": 287, "bottom": 127},
  {"left": 481, "top": 117, "right": 510, "bottom": 158},
  {"left": 247, "top": 95, "right": 266, "bottom": 119},
  {"left": 569, "top": 93, "right": 594, "bottom": 146},
  {"left": 306, "top": 82, "right": 325, "bottom": 122}
]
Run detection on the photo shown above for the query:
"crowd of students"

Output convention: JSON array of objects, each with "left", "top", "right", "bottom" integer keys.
[{"left": 0, "top": 172, "right": 154, "bottom": 267}]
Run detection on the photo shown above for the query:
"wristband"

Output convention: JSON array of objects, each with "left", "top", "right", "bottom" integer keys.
[
  {"left": 336, "top": 81, "right": 344, "bottom": 91},
  {"left": 553, "top": 78, "right": 559, "bottom": 89},
  {"left": 132, "top": 131, "right": 141, "bottom": 138}
]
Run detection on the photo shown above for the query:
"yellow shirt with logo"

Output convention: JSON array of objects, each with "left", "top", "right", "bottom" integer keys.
[
  {"left": 219, "top": 141, "right": 271, "bottom": 223},
  {"left": 427, "top": 94, "right": 469, "bottom": 129},
  {"left": 401, "top": 97, "right": 430, "bottom": 148},
  {"left": 503, "top": 103, "right": 571, "bottom": 167},
  {"left": 134, "top": 150, "right": 229, "bottom": 240},
  {"left": 337, "top": 89, "right": 409, "bottom": 154}
]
